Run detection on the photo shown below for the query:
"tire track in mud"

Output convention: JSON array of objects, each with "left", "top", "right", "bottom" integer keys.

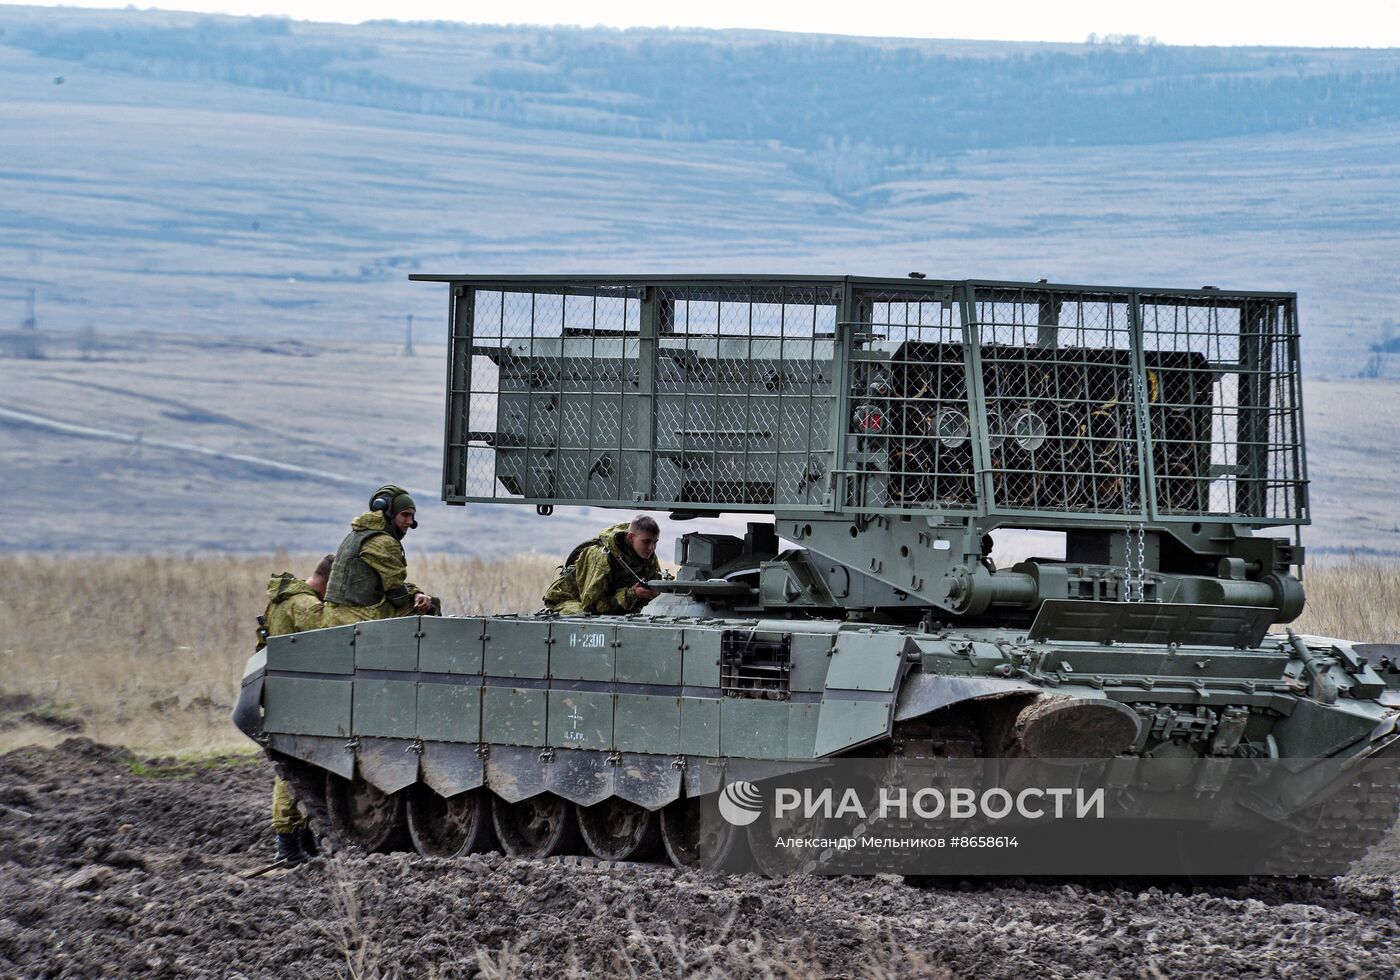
[{"left": 1, "top": 740, "right": 1397, "bottom": 978}]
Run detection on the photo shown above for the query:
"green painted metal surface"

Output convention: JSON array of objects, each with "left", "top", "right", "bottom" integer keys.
[
  {"left": 825, "top": 633, "right": 905, "bottom": 692},
  {"left": 548, "top": 690, "right": 613, "bottom": 750},
  {"left": 616, "top": 626, "right": 682, "bottom": 685},
  {"left": 265, "top": 675, "right": 352, "bottom": 736},
  {"left": 353, "top": 678, "right": 418, "bottom": 737},
  {"left": 789, "top": 632, "right": 834, "bottom": 692},
  {"left": 614, "top": 694, "right": 681, "bottom": 755},
  {"left": 682, "top": 629, "right": 722, "bottom": 687},
  {"left": 265, "top": 629, "right": 353, "bottom": 674},
  {"left": 786, "top": 701, "right": 821, "bottom": 760},
  {"left": 418, "top": 617, "right": 485, "bottom": 674},
  {"left": 354, "top": 618, "right": 419, "bottom": 671},
  {"left": 813, "top": 697, "right": 893, "bottom": 757},
  {"left": 679, "top": 697, "right": 720, "bottom": 756},
  {"left": 416, "top": 682, "right": 481, "bottom": 742},
  {"left": 551, "top": 623, "right": 616, "bottom": 682},
  {"left": 721, "top": 698, "right": 788, "bottom": 757},
  {"left": 484, "top": 620, "right": 549, "bottom": 679},
  {"left": 483, "top": 686, "right": 547, "bottom": 746},
  {"left": 1273, "top": 698, "right": 1377, "bottom": 758}
]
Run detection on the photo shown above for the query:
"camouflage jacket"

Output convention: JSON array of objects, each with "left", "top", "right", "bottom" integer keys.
[
  {"left": 542, "top": 523, "right": 661, "bottom": 616},
  {"left": 257, "top": 573, "right": 327, "bottom": 649},
  {"left": 322, "top": 512, "right": 423, "bottom": 626}
]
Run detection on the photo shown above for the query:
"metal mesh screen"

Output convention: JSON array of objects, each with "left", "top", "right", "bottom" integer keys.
[
  {"left": 654, "top": 284, "right": 836, "bottom": 507},
  {"left": 845, "top": 288, "right": 974, "bottom": 509},
  {"left": 449, "top": 281, "right": 836, "bottom": 509},
  {"left": 973, "top": 288, "right": 1143, "bottom": 515},
  {"left": 1139, "top": 294, "right": 1305, "bottom": 521},
  {"left": 439, "top": 277, "right": 1305, "bottom": 526},
  {"left": 463, "top": 286, "right": 644, "bottom": 502}
]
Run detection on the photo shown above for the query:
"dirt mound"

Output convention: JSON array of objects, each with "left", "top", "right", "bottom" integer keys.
[{"left": 1, "top": 741, "right": 1397, "bottom": 978}]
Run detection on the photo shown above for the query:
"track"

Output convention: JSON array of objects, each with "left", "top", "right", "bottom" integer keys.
[{"left": 2, "top": 739, "right": 1398, "bottom": 978}]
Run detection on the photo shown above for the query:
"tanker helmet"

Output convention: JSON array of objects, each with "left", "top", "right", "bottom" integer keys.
[{"left": 369, "top": 484, "right": 418, "bottom": 528}]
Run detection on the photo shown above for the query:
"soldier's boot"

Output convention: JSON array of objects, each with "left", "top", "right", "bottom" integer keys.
[
  {"left": 297, "top": 825, "right": 320, "bottom": 859},
  {"left": 271, "top": 776, "right": 311, "bottom": 863},
  {"left": 274, "top": 831, "right": 307, "bottom": 866}
]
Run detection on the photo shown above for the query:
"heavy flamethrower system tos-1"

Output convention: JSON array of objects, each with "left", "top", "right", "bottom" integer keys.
[{"left": 235, "top": 275, "right": 1400, "bottom": 873}]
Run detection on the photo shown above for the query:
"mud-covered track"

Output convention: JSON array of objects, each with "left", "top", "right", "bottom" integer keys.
[{"left": 2, "top": 740, "right": 1398, "bottom": 978}]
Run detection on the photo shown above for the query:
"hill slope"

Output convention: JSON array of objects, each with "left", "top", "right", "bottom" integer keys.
[
  {"left": 1, "top": 7, "right": 1399, "bottom": 377},
  {"left": 1, "top": 6, "right": 1397, "bottom": 555}
]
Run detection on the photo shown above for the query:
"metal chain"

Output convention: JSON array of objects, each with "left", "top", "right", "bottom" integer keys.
[
  {"left": 1121, "top": 521, "right": 1148, "bottom": 603},
  {"left": 1127, "top": 348, "right": 1149, "bottom": 603},
  {"left": 1134, "top": 522, "right": 1147, "bottom": 603}
]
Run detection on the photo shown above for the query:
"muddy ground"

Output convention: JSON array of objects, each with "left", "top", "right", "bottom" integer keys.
[{"left": 0, "top": 740, "right": 1397, "bottom": 979}]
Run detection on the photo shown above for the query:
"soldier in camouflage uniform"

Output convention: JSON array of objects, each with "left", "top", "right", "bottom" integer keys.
[
  {"left": 542, "top": 515, "right": 662, "bottom": 615},
  {"left": 256, "top": 554, "right": 334, "bottom": 650},
  {"left": 322, "top": 485, "right": 436, "bottom": 625},
  {"left": 260, "top": 554, "right": 334, "bottom": 864}
]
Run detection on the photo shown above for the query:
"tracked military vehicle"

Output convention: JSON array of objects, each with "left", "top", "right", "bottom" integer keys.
[{"left": 235, "top": 275, "right": 1400, "bottom": 874}]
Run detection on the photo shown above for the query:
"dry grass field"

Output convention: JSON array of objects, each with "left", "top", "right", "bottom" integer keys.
[
  {"left": 0, "top": 553, "right": 557, "bottom": 754},
  {"left": 1, "top": 554, "right": 1396, "bottom": 756}
]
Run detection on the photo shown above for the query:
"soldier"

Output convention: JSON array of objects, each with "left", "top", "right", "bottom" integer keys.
[
  {"left": 260, "top": 554, "right": 334, "bottom": 865},
  {"left": 256, "top": 553, "right": 334, "bottom": 650},
  {"left": 322, "top": 485, "right": 436, "bottom": 626},
  {"left": 542, "top": 515, "right": 662, "bottom": 615}
]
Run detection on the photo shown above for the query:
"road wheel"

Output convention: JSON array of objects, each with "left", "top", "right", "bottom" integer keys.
[
  {"left": 576, "top": 798, "right": 662, "bottom": 862},
  {"left": 659, "top": 795, "right": 749, "bottom": 871},
  {"left": 324, "top": 771, "right": 405, "bottom": 854},
  {"left": 406, "top": 785, "right": 497, "bottom": 858},
  {"left": 492, "top": 793, "right": 581, "bottom": 859}
]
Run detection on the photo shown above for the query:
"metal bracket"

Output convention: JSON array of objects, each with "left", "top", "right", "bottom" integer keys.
[
  {"left": 539, "top": 747, "right": 556, "bottom": 763},
  {"left": 343, "top": 737, "right": 360, "bottom": 753}
]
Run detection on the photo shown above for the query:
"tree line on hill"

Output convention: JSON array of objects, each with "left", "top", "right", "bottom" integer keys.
[{"left": 5, "top": 16, "right": 1399, "bottom": 193}]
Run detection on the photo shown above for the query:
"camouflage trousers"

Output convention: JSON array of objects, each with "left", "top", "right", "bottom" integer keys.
[{"left": 271, "top": 776, "right": 306, "bottom": 835}]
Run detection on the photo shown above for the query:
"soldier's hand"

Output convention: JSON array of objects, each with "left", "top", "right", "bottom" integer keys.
[
  {"left": 633, "top": 585, "right": 659, "bottom": 601},
  {"left": 412, "top": 593, "right": 434, "bottom": 613}
]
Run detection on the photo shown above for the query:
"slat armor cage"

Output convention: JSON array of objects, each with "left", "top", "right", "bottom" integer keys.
[{"left": 422, "top": 275, "right": 1307, "bottom": 527}]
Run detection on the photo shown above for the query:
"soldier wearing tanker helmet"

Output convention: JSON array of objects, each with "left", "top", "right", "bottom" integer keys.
[{"left": 322, "top": 485, "right": 437, "bottom": 625}]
